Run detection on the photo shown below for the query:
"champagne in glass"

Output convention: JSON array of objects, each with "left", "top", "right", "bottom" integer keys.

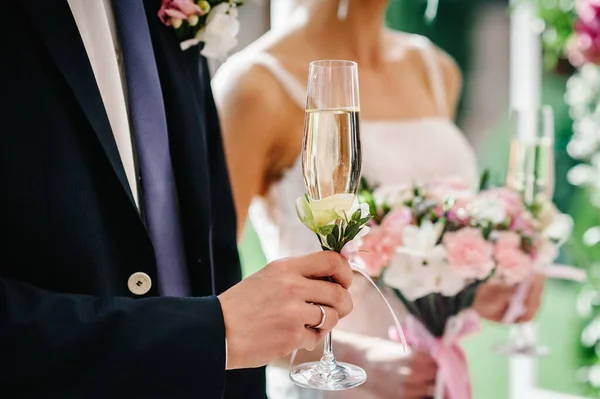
[
  {"left": 290, "top": 60, "right": 366, "bottom": 390},
  {"left": 495, "top": 105, "right": 555, "bottom": 357},
  {"left": 303, "top": 108, "right": 361, "bottom": 199}
]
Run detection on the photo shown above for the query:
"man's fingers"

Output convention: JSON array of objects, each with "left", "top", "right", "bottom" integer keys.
[
  {"left": 303, "top": 303, "right": 339, "bottom": 332},
  {"left": 302, "top": 279, "right": 353, "bottom": 318},
  {"left": 293, "top": 251, "right": 353, "bottom": 289}
]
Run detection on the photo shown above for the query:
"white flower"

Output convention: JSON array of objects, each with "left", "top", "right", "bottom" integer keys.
[
  {"left": 383, "top": 221, "right": 466, "bottom": 300},
  {"left": 467, "top": 196, "right": 507, "bottom": 224},
  {"left": 543, "top": 213, "right": 574, "bottom": 246},
  {"left": 181, "top": 2, "right": 240, "bottom": 59},
  {"left": 535, "top": 238, "right": 560, "bottom": 266},
  {"left": 373, "top": 184, "right": 414, "bottom": 208},
  {"left": 295, "top": 194, "right": 357, "bottom": 232}
]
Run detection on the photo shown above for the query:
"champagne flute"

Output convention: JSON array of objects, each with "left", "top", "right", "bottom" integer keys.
[
  {"left": 494, "top": 105, "right": 555, "bottom": 357},
  {"left": 289, "top": 60, "right": 366, "bottom": 390}
]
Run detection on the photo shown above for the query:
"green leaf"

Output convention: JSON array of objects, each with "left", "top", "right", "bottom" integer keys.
[
  {"left": 359, "top": 216, "right": 371, "bottom": 226},
  {"left": 344, "top": 224, "right": 360, "bottom": 241},
  {"left": 332, "top": 224, "right": 340, "bottom": 240},
  {"left": 326, "top": 233, "right": 337, "bottom": 249},
  {"left": 351, "top": 209, "right": 361, "bottom": 222},
  {"left": 319, "top": 225, "right": 335, "bottom": 236},
  {"left": 479, "top": 169, "right": 490, "bottom": 191}
]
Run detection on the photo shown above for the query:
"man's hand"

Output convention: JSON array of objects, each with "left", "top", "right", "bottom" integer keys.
[
  {"left": 218, "top": 251, "right": 353, "bottom": 369},
  {"left": 473, "top": 273, "right": 545, "bottom": 323}
]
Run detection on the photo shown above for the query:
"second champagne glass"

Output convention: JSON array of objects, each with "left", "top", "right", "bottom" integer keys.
[
  {"left": 289, "top": 60, "right": 366, "bottom": 390},
  {"left": 494, "top": 105, "right": 555, "bottom": 357}
]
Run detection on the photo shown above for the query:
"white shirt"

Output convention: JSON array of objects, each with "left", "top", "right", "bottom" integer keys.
[{"left": 68, "top": 0, "right": 139, "bottom": 208}]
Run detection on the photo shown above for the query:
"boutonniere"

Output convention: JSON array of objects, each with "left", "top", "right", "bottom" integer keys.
[{"left": 158, "top": 0, "right": 242, "bottom": 60}]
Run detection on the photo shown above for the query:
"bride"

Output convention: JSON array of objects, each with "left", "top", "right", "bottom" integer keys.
[{"left": 213, "top": 0, "right": 544, "bottom": 397}]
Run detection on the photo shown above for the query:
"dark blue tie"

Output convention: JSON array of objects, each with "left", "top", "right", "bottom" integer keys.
[{"left": 111, "top": 0, "right": 191, "bottom": 296}]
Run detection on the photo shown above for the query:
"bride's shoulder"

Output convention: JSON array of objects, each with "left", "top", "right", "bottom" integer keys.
[
  {"left": 213, "top": 31, "right": 305, "bottom": 104},
  {"left": 386, "top": 31, "right": 460, "bottom": 78}
]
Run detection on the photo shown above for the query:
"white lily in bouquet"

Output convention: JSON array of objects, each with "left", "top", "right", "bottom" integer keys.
[{"left": 348, "top": 173, "right": 579, "bottom": 399}]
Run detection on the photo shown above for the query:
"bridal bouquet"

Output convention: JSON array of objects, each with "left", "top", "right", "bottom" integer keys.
[{"left": 351, "top": 176, "right": 573, "bottom": 399}]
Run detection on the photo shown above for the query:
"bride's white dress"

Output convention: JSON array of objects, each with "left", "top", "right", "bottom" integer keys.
[{"left": 215, "top": 35, "right": 478, "bottom": 399}]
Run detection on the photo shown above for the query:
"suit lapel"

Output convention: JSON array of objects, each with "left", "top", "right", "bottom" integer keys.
[{"left": 22, "top": 0, "right": 137, "bottom": 210}]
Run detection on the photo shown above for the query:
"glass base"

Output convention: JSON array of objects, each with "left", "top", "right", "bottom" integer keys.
[
  {"left": 493, "top": 342, "right": 550, "bottom": 357},
  {"left": 289, "top": 361, "right": 366, "bottom": 391}
]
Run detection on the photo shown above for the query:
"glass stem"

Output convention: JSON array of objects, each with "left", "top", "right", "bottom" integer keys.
[{"left": 317, "top": 332, "right": 338, "bottom": 373}]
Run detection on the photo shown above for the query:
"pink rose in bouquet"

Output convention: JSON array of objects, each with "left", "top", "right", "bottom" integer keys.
[
  {"left": 354, "top": 207, "right": 411, "bottom": 277},
  {"left": 356, "top": 226, "right": 399, "bottom": 277},
  {"left": 443, "top": 228, "right": 494, "bottom": 280},
  {"left": 493, "top": 232, "right": 535, "bottom": 285}
]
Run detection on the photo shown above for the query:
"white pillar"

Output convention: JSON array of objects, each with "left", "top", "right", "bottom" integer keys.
[{"left": 509, "top": 0, "right": 542, "bottom": 114}]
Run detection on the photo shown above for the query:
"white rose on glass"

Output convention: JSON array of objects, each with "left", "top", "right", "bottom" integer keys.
[
  {"left": 296, "top": 194, "right": 367, "bottom": 230},
  {"left": 182, "top": 2, "right": 240, "bottom": 59},
  {"left": 296, "top": 194, "right": 371, "bottom": 252}
]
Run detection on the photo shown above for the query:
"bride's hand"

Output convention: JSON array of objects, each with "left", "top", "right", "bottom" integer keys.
[
  {"left": 362, "top": 350, "right": 437, "bottom": 398},
  {"left": 335, "top": 332, "right": 437, "bottom": 398},
  {"left": 473, "top": 273, "right": 545, "bottom": 323}
]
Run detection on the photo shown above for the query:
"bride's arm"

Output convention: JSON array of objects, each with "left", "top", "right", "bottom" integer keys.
[{"left": 212, "top": 64, "right": 295, "bottom": 239}]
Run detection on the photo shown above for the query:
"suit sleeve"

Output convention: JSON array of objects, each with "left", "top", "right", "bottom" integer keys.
[{"left": 0, "top": 277, "right": 226, "bottom": 398}]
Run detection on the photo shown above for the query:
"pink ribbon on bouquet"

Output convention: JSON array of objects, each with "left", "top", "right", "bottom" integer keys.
[
  {"left": 502, "top": 263, "right": 587, "bottom": 324},
  {"left": 289, "top": 241, "right": 409, "bottom": 366},
  {"left": 390, "top": 310, "right": 481, "bottom": 399}
]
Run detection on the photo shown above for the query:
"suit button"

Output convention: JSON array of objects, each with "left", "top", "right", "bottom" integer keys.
[{"left": 128, "top": 272, "right": 152, "bottom": 295}]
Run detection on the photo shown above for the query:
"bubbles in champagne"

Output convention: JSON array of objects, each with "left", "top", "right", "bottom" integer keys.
[{"left": 302, "top": 109, "right": 361, "bottom": 200}]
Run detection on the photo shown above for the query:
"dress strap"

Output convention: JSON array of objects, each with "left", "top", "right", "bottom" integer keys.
[
  {"left": 249, "top": 52, "right": 307, "bottom": 109},
  {"left": 409, "top": 35, "right": 448, "bottom": 116}
]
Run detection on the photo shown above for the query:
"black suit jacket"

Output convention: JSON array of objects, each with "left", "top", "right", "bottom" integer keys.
[{"left": 0, "top": 1, "right": 265, "bottom": 397}]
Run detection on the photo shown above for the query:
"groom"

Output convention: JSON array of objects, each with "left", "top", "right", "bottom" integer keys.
[{"left": 0, "top": 1, "right": 354, "bottom": 398}]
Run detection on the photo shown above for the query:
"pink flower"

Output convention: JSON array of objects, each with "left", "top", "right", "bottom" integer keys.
[
  {"left": 569, "top": 0, "right": 600, "bottom": 66},
  {"left": 381, "top": 208, "right": 413, "bottom": 237},
  {"left": 356, "top": 226, "right": 400, "bottom": 277},
  {"left": 443, "top": 228, "right": 494, "bottom": 279},
  {"left": 494, "top": 231, "right": 522, "bottom": 253},
  {"left": 509, "top": 212, "right": 537, "bottom": 236},
  {"left": 495, "top": 248, "right": 534, "bottom": 285},
  {"left": 158, "top": 0, "right": 204, "bottom": 26}
]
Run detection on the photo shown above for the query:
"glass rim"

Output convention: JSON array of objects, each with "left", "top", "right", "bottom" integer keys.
[{"left": 309, "top": 60, "right": 358, "bottom": 68}]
